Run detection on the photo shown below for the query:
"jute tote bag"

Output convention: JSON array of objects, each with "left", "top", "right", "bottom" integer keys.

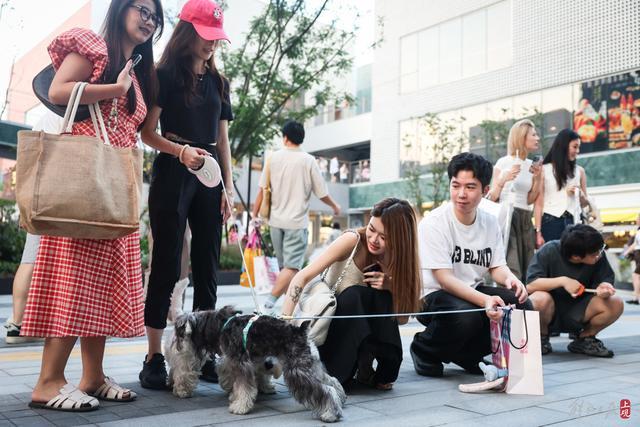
[{"left": 16, "top": 82, "right": 142, "bottom": 239}]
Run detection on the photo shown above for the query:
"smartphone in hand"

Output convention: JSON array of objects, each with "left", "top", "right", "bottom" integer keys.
[
  {"left": 362, "top": 263, "right": 382, "bottom": 274},
  {"left": 130, "top": 54, "right": 142, "bottom": 68}
]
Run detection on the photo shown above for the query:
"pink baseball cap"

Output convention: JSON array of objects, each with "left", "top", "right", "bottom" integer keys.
[{"left": 179, "top": 0, "right": 230, "bottom": 42}]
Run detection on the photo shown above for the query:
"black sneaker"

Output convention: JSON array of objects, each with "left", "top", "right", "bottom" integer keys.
[
  {"left": 200, "top": 358, "right": 218, "bottom": 383},
  {"left": 541, "top": 335, "right": 553, "bottom": 355},
  {"left": 456, "top": 360, "right": 483, "bottom": 375},
  {"left": 410, "top": 346, "right": 443, "bottom": 377},
  {"left": 567, "top": 336, "right": 614, "bottom": 358},
  {"left": 626, "top": 299, "right": 640, "bottom": 305},
  {"left": 139, "top": 353, "right": 169, "bottom": 389}
]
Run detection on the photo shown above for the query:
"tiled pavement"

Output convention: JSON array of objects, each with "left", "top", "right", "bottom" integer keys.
[{"left": 1, "top": 286, "right": 639, "bottom": 426}]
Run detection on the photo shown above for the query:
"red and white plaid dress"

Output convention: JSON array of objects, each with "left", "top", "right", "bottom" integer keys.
[{"left": 21, "top": 28, "right": 146, "bottom": 338}]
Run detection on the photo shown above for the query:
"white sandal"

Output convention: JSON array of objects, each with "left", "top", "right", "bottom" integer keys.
[
  {"left": 29, "top": 384, "right": 99, "bottom": 412},
  {"left": 91, "top": 376, "right": 137, "bottom": 402}
]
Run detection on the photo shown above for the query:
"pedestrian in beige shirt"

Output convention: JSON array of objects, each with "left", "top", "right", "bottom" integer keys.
[{"left": 252, "top": 120, "right": 341, "bottom": 310}]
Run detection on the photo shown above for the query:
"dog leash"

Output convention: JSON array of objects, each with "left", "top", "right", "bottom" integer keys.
[
  {"left": 219, "top": 179, "right": 263, "bottom": 314},
  {"left": 279, "top": 306, "right": 513, "bottom": 321}
]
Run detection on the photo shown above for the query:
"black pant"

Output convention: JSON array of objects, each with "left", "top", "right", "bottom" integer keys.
[
  {"left": 410, "top": 285, "right": 533, "bottom": 370},
  {"left": 319, "top": 286, "right": 402, "bottom": 385},
  {"left": 145, "top": 146, "right": 223, "bottom": 329}
]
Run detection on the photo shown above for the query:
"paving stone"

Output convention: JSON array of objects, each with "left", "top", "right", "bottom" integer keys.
[
  {"left": 3, "top": 408, "right": 39, "bottom": 419},
  {"left": 539, "top": 391, "right": 632, "bottom": 416},
  {"left": 8, "top": 415, "right": 55, "bottom": 426}
]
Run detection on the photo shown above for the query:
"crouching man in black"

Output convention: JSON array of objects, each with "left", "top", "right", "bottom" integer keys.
[{"left": 527, "top": 224, "right": 623, "bottom": 357}]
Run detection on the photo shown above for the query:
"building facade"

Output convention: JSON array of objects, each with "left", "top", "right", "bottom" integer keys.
[{"left": 303, "top": 0, "right": 640, "bottom": 245}]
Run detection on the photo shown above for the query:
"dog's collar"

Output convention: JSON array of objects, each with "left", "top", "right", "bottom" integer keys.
[
  {"left": 222, "top": 314, "right": 239, "bottom": 331},
  {"left": 242, "top": 314, "right": 261, "bottom": 351}
]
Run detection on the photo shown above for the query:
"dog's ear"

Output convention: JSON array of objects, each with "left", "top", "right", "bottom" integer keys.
[
  {"left": 173, "top": 313, "right": 194, "bottom": 352},
  {"left": 299, "top": 320, "right": 312, "bottom": 334},
  {"left": 174, "top": 313, "right": 192, "bottom": 336},
  {"left": 218, "top": 305, "right": 241, "bottom": 319}
]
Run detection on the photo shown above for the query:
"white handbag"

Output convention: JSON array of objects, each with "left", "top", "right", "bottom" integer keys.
[{"left": 293, "top": 232, "right": 360, "bottom": 346}]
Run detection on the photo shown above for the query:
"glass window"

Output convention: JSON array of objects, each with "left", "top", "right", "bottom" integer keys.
[
  {"left": 400, "top": 33, "right": 418, "bottom": 93},
  {"left": 438, "top": 18, "right": 462, "bottom": 83},
  {"left": 542, "top": 85, "right": 574, "bottom": 114},
  {"left": 418, "top": 27, "right": 439, "bottom": 88},
  {"left": 513, "top": 91, "right": 542, "bottom": 118},
  {"left": 486, "top": 97, "right": 512, "bottom": 121},
  {"left": 487, "top": 1, "right": 512, "bottom": 71},
  {"left": 462, "top": 9, "right": 486, "bottom": 78},
  {"left": 399, "top": 119, "right": 419, "bottom": 162},
  {"left": 461, "top": 104, "right": 487, "bottom": 146}
]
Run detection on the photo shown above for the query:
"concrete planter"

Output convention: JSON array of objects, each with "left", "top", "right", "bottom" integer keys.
[
  {"left": 218, "top": 270, "right": 241, "bottom": 286},
  {"left": 0, "top": 276, "right": 13, "bottom": 295}
]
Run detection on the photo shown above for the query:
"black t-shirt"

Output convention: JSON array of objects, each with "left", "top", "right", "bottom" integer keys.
[
  {"left": 156, "top": 67, "right": 233, "bottom": 144},
  {"left": 526, "top": 240, "right": 615, "bottom": 299}
]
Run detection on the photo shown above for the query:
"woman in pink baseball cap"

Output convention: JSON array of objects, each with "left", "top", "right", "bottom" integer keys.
[{"left": 139, "top": 0, "right": 233, "bottom": 390}]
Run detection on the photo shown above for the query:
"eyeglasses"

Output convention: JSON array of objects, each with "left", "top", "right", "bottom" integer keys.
[
  {"left": 593, "top": 244, "right": 607, "bottom": 259},
  {"left": 130, "top": 4, "right": 160, "bottom": 28}
]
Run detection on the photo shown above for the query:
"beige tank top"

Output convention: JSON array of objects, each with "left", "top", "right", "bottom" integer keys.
[{"left": 322, "top": 230, "right": 364, "bottom": 295}]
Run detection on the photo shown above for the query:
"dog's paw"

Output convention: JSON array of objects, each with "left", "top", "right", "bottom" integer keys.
[
  {"left": 318, "top": 408, "right": 343, "bottom": 423},
  {"left": 172, "top": 387, "right": 194, "bottom": 399},
  {"left": 228, "top": 399, "right": 253, "bottom": 415},
  {"left": 258, "top": 382, "right": 277, "bottom": 395}
]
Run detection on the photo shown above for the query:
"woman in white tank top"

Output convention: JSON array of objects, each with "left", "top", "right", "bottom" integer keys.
[
  {"left": 534, "top": 129, "right": 589, "bottom": 247},
  {"left": 487, "top": 119, "right": 543, "bottom": 282}
]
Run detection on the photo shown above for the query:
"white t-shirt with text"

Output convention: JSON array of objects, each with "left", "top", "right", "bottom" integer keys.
[{"left": 419, "top": 203, "right": 507, "bottom": 296}]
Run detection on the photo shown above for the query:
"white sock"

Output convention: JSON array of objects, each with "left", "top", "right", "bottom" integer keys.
[{"left": 263, "top": 294, "right": 278, "bottom": 309}]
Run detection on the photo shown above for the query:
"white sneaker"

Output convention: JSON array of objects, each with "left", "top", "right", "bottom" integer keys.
[
  {"left": 188, "top": 156, "right": 221, "bottom": 188},
  {"left": 4, "top": 322, "right": 43, "bottom": 344}
]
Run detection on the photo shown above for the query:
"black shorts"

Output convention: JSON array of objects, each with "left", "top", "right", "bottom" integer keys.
[
  {"left": 549, "top": 290, "right": 594, "bottom": 333},
  {"left": 634, "top": 251, "right": 640, "bottom": 275}
]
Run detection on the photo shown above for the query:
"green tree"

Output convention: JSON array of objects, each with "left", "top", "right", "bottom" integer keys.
[
  {"left": 222, "top": 0, "right": 359, "bottom": 160},
  {"left": 402, "top": 113, "right": 467, "bottom": 213}
]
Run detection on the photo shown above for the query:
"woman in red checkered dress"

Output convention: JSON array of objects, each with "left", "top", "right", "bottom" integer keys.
[{"left": 22, "top": 0, "right": 164, "bottom": 412}]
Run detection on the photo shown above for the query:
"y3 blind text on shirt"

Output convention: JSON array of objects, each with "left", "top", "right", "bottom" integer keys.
[{"left": 451, "top": 246, "right": 493, "bottom": 268}]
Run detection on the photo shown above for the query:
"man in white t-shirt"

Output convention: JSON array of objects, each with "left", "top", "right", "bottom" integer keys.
[
  {"left": 411, "top": 152, "right": 532, "bottom": 377},
  {"left": 252, "top": 120, "right": 341, "bottom": 310}
]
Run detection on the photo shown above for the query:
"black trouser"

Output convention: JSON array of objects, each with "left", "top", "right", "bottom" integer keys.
[
  {"left": 319, "top": 286, "right": 402, "bottom": 385},
  {"left": 410, "top": 285, "right": 533, "bottom": 370},
  {"left": 145, "top": 145, "right": 223, "bottom": 329}
]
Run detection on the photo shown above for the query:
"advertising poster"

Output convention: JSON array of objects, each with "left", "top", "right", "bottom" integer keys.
[{"left": 574, "top": 70, "right": 640, "bottom": 153}]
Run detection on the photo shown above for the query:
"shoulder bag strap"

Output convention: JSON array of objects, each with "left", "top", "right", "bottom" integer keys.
[{"left": 322, "top": 230, "right": 361, "bottom": 292}]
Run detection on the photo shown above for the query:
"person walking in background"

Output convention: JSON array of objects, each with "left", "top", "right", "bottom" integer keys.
[
  {"left": 139, "top": 0, "right": 234, "bottom": 389},
  {"left": 252, "top": 120, "right": 341, "bottom": 311},
  {"left": 4, "top": 111, "right": 61, "bottom": 344},
  {"left": 21, "top": 0, "right": 164, "bottom": 412},
  {"left": 330, "top": 155, "right": 340, "bottom": 183},
  {"left": 487, "top": 119, "right": 543, "bottom": 282},
  {"left": 534, "top": 129, "right": 589, "bottom": 248},
  {"left": 621, "top": 213, "right": 640, "bottom": 305},
  {"left": 4, "top": 234, "right": 40, "bottom": 344},
  {"left": 281, "top": 198, "right": 422, "bottom": 390},
  {"left": 340, "top": 162, "right": 350, "bottom": 183}
]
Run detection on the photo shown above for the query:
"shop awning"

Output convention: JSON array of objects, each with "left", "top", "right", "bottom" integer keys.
[{"left": 600, "top": 207, "right": 639, "bottom": 223}]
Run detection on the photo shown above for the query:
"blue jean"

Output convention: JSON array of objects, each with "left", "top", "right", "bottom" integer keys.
[{"left": 541, "top": 212, "right": 574, "bottom": 242}]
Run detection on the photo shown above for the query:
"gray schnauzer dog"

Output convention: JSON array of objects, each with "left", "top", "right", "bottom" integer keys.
[
  {"left": 165, "top": 306, "right": 345, "bottom": 422},
  {"left": 166, "top": 307, "right": 282, "bottom": 399}
]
